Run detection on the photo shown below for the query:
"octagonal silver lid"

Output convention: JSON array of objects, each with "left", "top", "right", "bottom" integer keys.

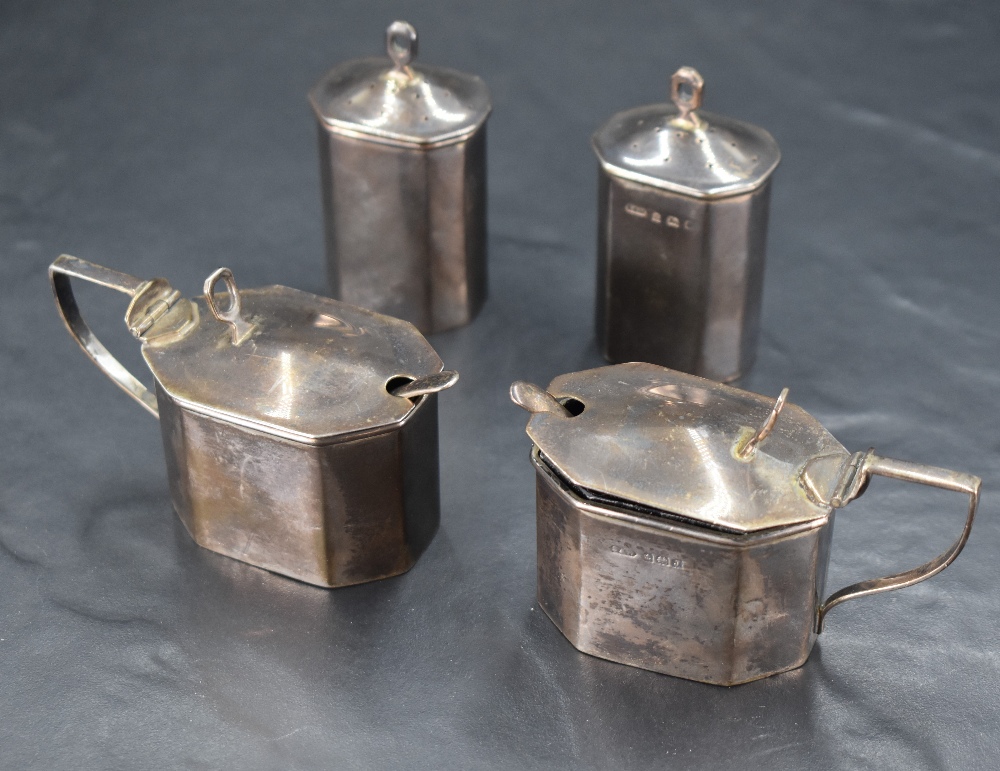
[
  {"left": 512, "top": 363, "right": 851, "bottom": 534},
  {"left": 138, "top": 268, "right": 455, "bottom": 445},
  {"left": 309, "top": 21, "right": 491, "bottom": 148},
  {"left": 592, "top": 67, "right": 780, "bottom": 199}
]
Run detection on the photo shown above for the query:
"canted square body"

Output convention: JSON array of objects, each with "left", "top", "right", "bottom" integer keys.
[
  {"left": 533, "top": 450, "right": 832, "bottom": 686},
  {"left": 317, "top": 127, "right": 487, "bottom": 334},
  {"left": 596, "top": 171, "right": 771, "bottom": 382},
  {"left": 157, "top": 385, "right": 441, "bottom": 588}
]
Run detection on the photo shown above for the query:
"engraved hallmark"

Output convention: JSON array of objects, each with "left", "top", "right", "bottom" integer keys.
[
  {"left": 611, "top": 543, "right": 687, "bottom": 569},
  {"left": 643, "top": 551, "right": 687, "bottom": 569},
  {"left": 624, "top": 202, "right": 695, "bottom": 230}
]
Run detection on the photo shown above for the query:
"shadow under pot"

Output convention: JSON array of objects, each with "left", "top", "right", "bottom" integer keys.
[
  {"left": 49, "top": 255, "right": 458, "bottom": 588},
  {"left": 511, "top": 363, "right": 980, "bottom": 685}
]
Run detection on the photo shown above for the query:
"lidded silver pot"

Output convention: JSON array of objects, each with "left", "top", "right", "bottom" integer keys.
[
  {"left": 512, "top": 363, "right": 980, "bottom": 685},
  {"left": 310, "top": 21, "right": 491, "bottom": 334},
  {"left": 593, "top": 68, "right": 780, "bottom": 382},
  {"left": 50, "top": 255, "right": 458, "bottom": 588}
]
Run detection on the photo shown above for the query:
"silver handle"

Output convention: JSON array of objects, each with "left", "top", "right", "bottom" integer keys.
[
  {"left": 49, "top": 254, "right": 160, "bottom": 417},
  {"left": 817, "top": 451, "right": 981, "bottom": 632}
]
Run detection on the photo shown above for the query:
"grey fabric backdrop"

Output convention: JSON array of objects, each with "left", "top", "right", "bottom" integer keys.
[{"left": 2, "top": 1, "right": 998, "bottom": 769}]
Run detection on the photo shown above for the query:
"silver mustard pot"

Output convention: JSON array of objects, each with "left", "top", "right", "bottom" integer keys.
[
  {"left": 592, "top": 68, "right": 780, "bottom": 382},
  {"left": 512, "top": 363, "right": 980, "bottom": 685},
  {"left": 310, "top": 21, "right": 491, "bottom": 334},
  {"left": 50, "top": 255, "right": 458, "bottom": 588}
]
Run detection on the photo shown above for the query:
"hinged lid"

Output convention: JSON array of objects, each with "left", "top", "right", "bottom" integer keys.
[
  {"left": 309, "top": 21, "right": 491, "bottom": 148},
  {"left": 142, "top": 268, "right": 449, "bottom": 445},
  {"left": 592, "top": 67, "right": 780, "bottom": 199},
  {"left": 512, "top": 363, "right": 852, "bottom": 534}
]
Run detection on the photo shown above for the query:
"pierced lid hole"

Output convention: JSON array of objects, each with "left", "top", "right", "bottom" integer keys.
[
  {"left": 385, "top": 375, "right": 415, "bottom": 394},
  {"left": 559, "top": 397, "right": 586, "bottom": 417}
]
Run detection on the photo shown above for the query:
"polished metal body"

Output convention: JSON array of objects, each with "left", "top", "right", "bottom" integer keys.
[
  {"left": 512, "top": 364, "right": 980, "bottom": 685},
  {"left": 310, "top": 21, "right": 490, "bottom": 334},
  {"left": 592, "top": 68, "right": 780, "bottom": 382},
  {"left": 49, "top": 255, "right": 458, "bottom": 588}
]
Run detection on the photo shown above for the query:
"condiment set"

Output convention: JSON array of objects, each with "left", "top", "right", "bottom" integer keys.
[{"left": 46, "top": 20, "right": 983, "bottom": 685}]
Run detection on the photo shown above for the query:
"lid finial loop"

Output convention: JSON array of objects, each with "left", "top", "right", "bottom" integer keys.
[
  {"left": 204, "top": 267, "right": 256, "bottom": 346},
  {"left": 671, "top": 66, "right": 704, "bottom": 124},
  {"left": 386, "top": 20, "right": 418, "bottom": 71}
]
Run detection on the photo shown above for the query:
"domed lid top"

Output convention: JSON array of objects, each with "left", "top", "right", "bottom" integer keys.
[
  {"left": 309, "top": 21, "right": 491, "bottom": 148},
  {"left": 513, "top": 363, "right": 851, "bottom": 534},
  {"left": 592, "top": 67, "right": 780, "bottom": 199}
]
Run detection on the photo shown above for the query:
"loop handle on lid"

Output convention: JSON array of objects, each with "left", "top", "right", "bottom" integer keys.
[
  {"left": 671, "top": 66, "right": 704, "bottom": 125},
  {"left": 386, "top": 20, "right": 418, "bottom": 70},
  {"left": 204, "top": 267, "right": 256, "bottom": 345}
]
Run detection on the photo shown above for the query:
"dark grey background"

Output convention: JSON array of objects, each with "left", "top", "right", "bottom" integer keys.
[{"left": 2, "top": 1, "right": 999, "bottom": 769}]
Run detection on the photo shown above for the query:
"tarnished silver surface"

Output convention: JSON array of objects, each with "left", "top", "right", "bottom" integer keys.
[
  {"left": 145, "top": 283, "right": 445, "bottom": 444},
  {"left": 524, "top": 363, "right": 842, "bottom": 533},
  {"left": 593, "top": 67, "right": 779, "bottom": 381},
  {"left": 533, "top": 450, "right": 832, "bottom": 686},
  {"left": 513, "top": 364, "right": 981, "bottom": 684},
  {"left": 310, "top": 20, "right": 490, "bottom": 334},
  {"left": 49, "top": 255, "right": 457, "bottom": 587}
]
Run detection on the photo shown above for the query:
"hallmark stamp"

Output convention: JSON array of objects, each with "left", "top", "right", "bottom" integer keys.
[
  {"left": 624, "top": 202, "right": 696, "bottom": 230},
  {"left": 610, "top": 543, "right": 688, "bottom": 569}
]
